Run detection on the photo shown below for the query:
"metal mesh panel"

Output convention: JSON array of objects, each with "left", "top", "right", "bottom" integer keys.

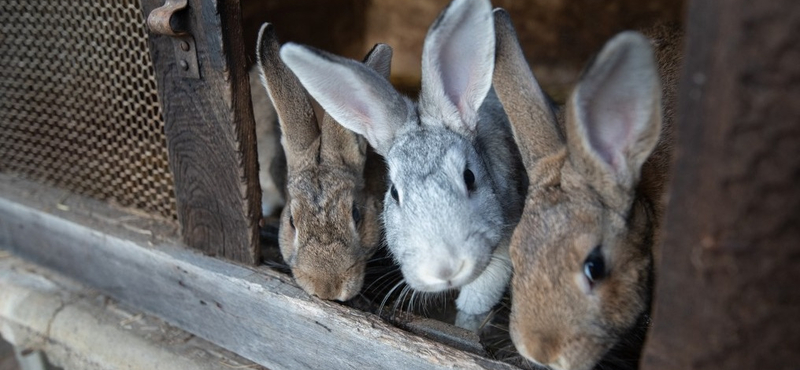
[{"left": 0, "top": 0, "right": 177, "bottom": 220}]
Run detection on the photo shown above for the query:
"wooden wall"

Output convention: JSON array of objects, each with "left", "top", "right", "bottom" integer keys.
[
  {"left": 641, "top": 0, "right": 800, "bottom": 368},
  {"left": 240, "top": 0, "right": 684, "bottom": 98}
]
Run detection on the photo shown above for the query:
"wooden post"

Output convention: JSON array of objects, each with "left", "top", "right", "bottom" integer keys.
[
  {"left": 642, "top": 0, "right": 800, "bottom": 369},
  {"left": 139, "top": 0, "right": 261, "bottom": 264}
]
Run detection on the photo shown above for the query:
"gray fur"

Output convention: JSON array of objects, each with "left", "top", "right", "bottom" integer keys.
[{"left": 281, "top": 0, "right": 526, "bottom": 330}]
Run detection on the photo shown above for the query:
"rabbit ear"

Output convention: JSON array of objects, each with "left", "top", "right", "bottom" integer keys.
[
  {"left": 363, "top": 43, "right": 393, "bottom": 80},
  {"left": 256, "top": 23, "right": 321, "bottom": 171},
  {"left": 281, "top": 43, "right": 412, "bottom": 156},
  {"left": 567, "top": 31, "right": 662, "bottom": 195},
  {"left": 419, "top": 0, "right": 494, "bottom": 135},
  {"left": 492, "top": 9, "right": 564, "bottom": 180},
  {"left": 318, "top": 44, "right": 394, "bottom": 169}
]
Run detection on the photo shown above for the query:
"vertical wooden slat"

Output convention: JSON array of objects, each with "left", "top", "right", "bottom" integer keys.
[
  {"left": 642, "top": 0, "right": 800, "bottom": 369},
  {"left": 139, "top": 0, "right": 261, "bottom": 265}
]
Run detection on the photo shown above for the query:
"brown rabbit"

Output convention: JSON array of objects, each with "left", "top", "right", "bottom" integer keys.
[
  {"left": 491, "top": 9, "right": 682, "bottom": 370},
  {"left": 255, "top": 23, "right": 390, "bottom": 301}
]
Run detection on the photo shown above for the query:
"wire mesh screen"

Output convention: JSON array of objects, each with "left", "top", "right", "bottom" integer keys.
[{"left": 0, "top": 0, "right": 177, "bottom": 220}]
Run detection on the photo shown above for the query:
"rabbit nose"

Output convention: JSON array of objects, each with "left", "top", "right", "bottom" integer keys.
[
  {"left": 436, "top": 266, "right": 454, "bottom": 280},
  {"left": 335, "top": 276, "right": 363, "bottom": 302},
  {"left": 415, "top": 263, "right": 454, "bottom": 289},
  {"left": 416, "top": 259, "right": 471, "bottom": 289},
  {"left": 295, "top": 274, "right": 344, "bottom": 301},
  {"left": 437, "top": 259, "right": 468, "bottom": 281},
  {"left": 312, "top": 277, "right": 362, "bottom": 302},
  {"left": 311, "top": 281, "right": 342, "bottom": 301},
  {"left": 515, "top": 333, "right": 562, "bottom": 368}
]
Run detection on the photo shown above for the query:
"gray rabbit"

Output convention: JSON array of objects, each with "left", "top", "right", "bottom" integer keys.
[{"left": 280, "top": 0, "right": 526, "bottom": 330}]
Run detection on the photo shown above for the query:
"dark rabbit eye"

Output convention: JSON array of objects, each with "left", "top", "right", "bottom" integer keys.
[
  {"left": 390, "top": 185, "right": 399, "bottom": 203},
  {"left": 463, "top": 169, "right": 475, "bottom": 191},
  {"left": 352, "top": 204, "right": 361, "bottom": 225},
  {"left": 583, "top": 246, "right": 606, "bottom": 285},
  {"left": 289, "top": 215, "right": 295, "bottom": 229}
]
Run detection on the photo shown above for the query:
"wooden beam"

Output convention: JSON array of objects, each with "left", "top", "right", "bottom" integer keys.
[
  {"left": 138, "top": 0, "right": 261, "bottom": 264},
  {"left": 0, "top": 255, "right": 269, "bottom": 370},
  {"left": 641, "top": 0, "right": 800, "bottom": 368},
  {"left": 0, "top": 175, "right": 516, "bottom": 370}
]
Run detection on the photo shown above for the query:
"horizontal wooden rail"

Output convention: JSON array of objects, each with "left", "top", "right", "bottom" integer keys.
[{"left": 0, "top": 174, "right": 515, "bottom": 370}]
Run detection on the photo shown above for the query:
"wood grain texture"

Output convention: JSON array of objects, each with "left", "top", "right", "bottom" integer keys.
[
  {"left": 0, "top": 175, "right": 518, "bottom": 370},
  {"left": 139, "top": 0, "right": 261, "bottom": 264},
  {"left": 642, "top": 0, "right": 800, "bottom": 368}
]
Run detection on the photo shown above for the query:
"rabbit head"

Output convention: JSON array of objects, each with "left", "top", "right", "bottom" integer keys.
[
  {"left": 280, "top": 0, "right": 524, "bottom": 308},
  {"left": 256, "top": 23, "right": 391, "bottom": 301},
  {"left": 492, "top": 9, "right": 673, "bottom": 370}
]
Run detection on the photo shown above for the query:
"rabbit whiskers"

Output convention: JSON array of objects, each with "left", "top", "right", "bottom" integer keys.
[{"left": 378, "top": 279, "right": 407, "bottom": 318}]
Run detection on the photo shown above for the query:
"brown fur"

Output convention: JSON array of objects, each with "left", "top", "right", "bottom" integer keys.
[
  {"left": 493, "top": 9, "right": 682, "bottom": 370},
  {"left": 257, "top": 24, "right": 388, "bottom": 301}
]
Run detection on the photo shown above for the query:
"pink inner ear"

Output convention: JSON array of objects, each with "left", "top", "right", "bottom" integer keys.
[
  {"left": 574, "top": 32, "right": 660, "bottom": 180},
  {"left": 437, "top": 48, "right": 488, "bottom": 130},
  {"left": 587, "top": 101, "right": 638, "bottom": 171},
  {"left": 343, "top": 85, "right": 374, "bottom": 126},
  {"left": 441, "top": 46, "right": 471, "bottom": 108},
  {"left": 421, "top": 0, "right": 494, "bottom": 132}
]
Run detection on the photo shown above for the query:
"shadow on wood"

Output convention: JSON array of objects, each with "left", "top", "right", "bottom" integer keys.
[{"left": 642, "top": 0, "right": 800, "bottom": 368}]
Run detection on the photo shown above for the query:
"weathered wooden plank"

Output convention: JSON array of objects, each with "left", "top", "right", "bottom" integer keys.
[
  {"left": 0, "top": 175, "right": 517, "bottom": 370},
  {"left": 641, "top": 0, "right": 800, "bottom": 369},
  {"left": 0, "top": 255, "right": 269, "bottom": 370},
  {"left": 139, "top": 0, "right": 261, "bottom": 264}
]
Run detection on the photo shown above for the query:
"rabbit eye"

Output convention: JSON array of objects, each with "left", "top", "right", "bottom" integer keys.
[
  {"left": 352, "top": 204, "right": 361, "bottom": 225},
  {"left": 463, "top": 169, "right": 475, "bottom": 191},
  {"left": 583, "top": 246, "right": 606, "bottom": 285},
  {"left": 390, "top": 185, "right": 399, "bottom": 203},
  {"left": 289, "top": 215, "right": 295, "bottom": 229}
]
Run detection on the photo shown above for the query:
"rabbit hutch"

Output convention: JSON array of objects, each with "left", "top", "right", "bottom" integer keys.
[{"left": 0, "top": 0, "right": 796, "bottom": 369}]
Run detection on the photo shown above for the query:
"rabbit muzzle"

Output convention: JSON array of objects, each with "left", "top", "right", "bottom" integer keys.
[
  {"left": 293, "top": 262, "right": 365, "bottom": 302},
  {"left": 395, "top": 232, "right": 495, "bottom": 293},
  {"left": 509, "top": 320, "right": 604, "bottom": 370},
  {"left": 403, "top": 255, "right": 477, "bottom": 292}
]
